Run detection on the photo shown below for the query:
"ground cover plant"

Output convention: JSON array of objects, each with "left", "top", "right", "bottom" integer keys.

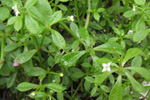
[{"left": 1, "top": 0, "right": 150, "bottom": 100}]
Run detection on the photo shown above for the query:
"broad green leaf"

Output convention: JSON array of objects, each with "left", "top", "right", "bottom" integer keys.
[
  {"left": 25, "top": 15, "right": 40, "bottom": 34},
  {"left": 59, "top": 0, "right": 69, "bottom": 2},
  {"left": 0, "top": 64, "right": 10, "bottom": 76},
  {"left": 7, "top": 17, "right": 17, "bottom": 25},
  {"left": 92, "top": 0, "right": 99, "bottom": 9},
  {"left": 122, "top": 48, "right": 140, "bottom": 66},
  {"left": 0, "top": 63, "right": 3, "bottom": 70},
  {"left": 36, "top": 0, "right": 53, "bottom": 24},
  {"left": 25, "top": 0, "right": 37, "bottom": 7},
  {"left": 94, "top": 71, "right": 113, "bottom": 85},
  {"left": 131, "top": 56, "right": 142, "bottom": 67},
  {"left": 93, "top": 12, "right": 100, "bottom": 21},
  {"left": 27, "top": 6, "right": 45, "bottom": 24},
  {"left": 50, "top": 29, "right": 66, "bottom": 49},
  {"left": 70, "top": 22, "right": 80, "bottom": 38},
  {"left": 4, "top": 43, "right": 22, "bottom": 52},
  {"left": 84, "top": 80, "right": 91, "bottom": 92},
  {"left": 134, "top": 0, "right": 145, "bottom": 5},
  {"left": 89, "top": 22, "right": 103, "bottom": 30},
  {"left": 72, "top": 68, "right": 84, "bottom": 79},
  {"left": 17, "top": 82, "right": 38, "bottom": 92},
  {"left": 23, "top": 60, "right": 33, "bottom": 73},
  {"left": 109, "top": 75, "right": 122, "bottom": 100},
  {"left": 93, "top": 42, "right": 124, "bottom": 55},
  {"left": 79, "top": 27, "right": 90, "bottom": 46},
  {"left": 91, "top": 86, "right": 98, "bottom": 97},
  {"left": 7, "top": 73, "right": 17, "bottom": 88},
  {"left": 97, "top": 8, "right": 105, "bottom": 13},
  {"left": 45, "top": 83, "right": 66, "bottom": 92},
  {"left": 14, "top": 16, "right": 22, "bottom": 31},
  {"left": 125, "top": 71, "right": 143, "bottom": 92},
  {"left": 125, "top": 67, "right": 150, "bottom": 81},
  {"left": 28, "top": 67, "right": 47, "bottom": 76},
  {"left": 57, "top": 92, "right": 64, "bottom": 100},
  {"left": 29, "top": 91, "right": 48, "bottom": 99},
  {"left": 61, "top": 51, "right": 86, "bottom": 67},
  {"left": 47, "top": 56, "right": 55, "bottom": 66},
  {"left": 0, "top": 7, "right": 10, "bottom": 21},
  {"left": 123, "top": 10, "right": 140, "bottom": 18},
  {"left": 136, "top": 17, "right": 145, "bottom": 32},
  {"left": 85, "top": 76, "right": 94, "bottom": 83},
  {"left": 0, "top": 78, "right": 8, "bottom": 85},
  {"left": 101, "top": 85, "right": 110, "bottom": 93},
  {"left": 15, "top": 49, "right": 37, "bottom": 64},
  {"left": 133, "top": 29, "right": 150, "bottom": 42},
  {"left": 54, "top": 52, "right": 62, "bottom": 64},
  {"left": 91, "top": 55, "right": 101, "bottom": 71},
  {"left": 58, "top": 5, "right": 68, "bottom": 11},
  {"left": 1, "top": 0, "right": 13, "bottom": 7},
  {"left": 49, "top": 11, "right": 62, "bottom": 26}
]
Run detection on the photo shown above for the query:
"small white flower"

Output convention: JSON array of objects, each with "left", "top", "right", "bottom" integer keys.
[
  {"left": 127, "top": 30, "right": 133, "bottom": 34},
  {"left": 132, "top": 5, "right": 136, "bottom": 12},
  {"left": 52, "top": 80, "right": 56, "bottom": 82},
  {"left": 12, "top": 4, "right": 20, "bottom": 16},
  {"left": 70, "top": 15, "right": 74, "bottom": 21},
  {"left": 60, "top": 73, "right": 64, "bottom": 77},
  {"left": 31, "top": 92, "right": 36, "bottom": 96},
  {"left": 142, "top": 81, "right": 150, "bottom": 86},
  {"left": 102, "top": 63, "right": 111, "bottom": 72}
]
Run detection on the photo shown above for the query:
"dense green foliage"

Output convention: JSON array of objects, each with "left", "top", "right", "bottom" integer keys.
[{"left": 1, "top": 0, "right": 150, "bottom": 100}]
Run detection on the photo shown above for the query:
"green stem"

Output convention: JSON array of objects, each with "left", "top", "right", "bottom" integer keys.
[
  {"left": 71, "top": 78, "right": 84, "bottom": 100},
  {"left": 119, "top": 0, "right": 129, "bottom": 29},
  {"left": 84, "top": 0, "right": 91, "bottom": 29},
  {"left": 21, "top": 12, "right": 25, "bottom": 37},
  {"left": 1, "top": 35, "right": 5, "bottom": 62},
  {"left": 74, "top": 0, "right": 80, "bottom": 26},
  {"left": 31, "top": 36, "right": 42, "bottom": 65},
  {"left": 40, "top": 30, "right": 46, "bottom": 47}
]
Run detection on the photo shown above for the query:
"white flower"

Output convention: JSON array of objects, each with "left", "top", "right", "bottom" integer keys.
[
  {"left": 102, "top": 63, "right": 111, "bottom": 72},
  {"left": 12, "top": 4, "right": 20, "bottom": 16},
  {"left": 60, "top": 73, "right": 64, "bottom": 77},
  {"left": 142, "top": 81, "right": 150, "bottom": 86},
  {"left": 127, "top": 30, "right": 133, "bottom": 34},
  {"left": 52, "top": 80, "right": 56, "bottom": 82},
  {"left": 132, "top": 5, "right": 136, "bottom": 12},
  {"left": 70, "top": 15, "right": 74, "bottom": 21},
  {"left": 31, "top": 92, "right": 36, "bottom": 96}
]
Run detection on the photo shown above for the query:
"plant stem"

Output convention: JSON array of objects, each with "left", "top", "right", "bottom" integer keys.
[
  {"left": 21, "top": 12, "right": 25, "bottom": 37},
  {"left": 74, "top": 0, "right": 80, "bottom": 26},
  {"left": 1, "top": 34, "right": 5, "bottom": 62},
  {"left": 40, "top": 30, "right": 46, "bottom": 47},
  {"left": 71, "top": 78, "right": 84, "bottom": 100},
  {"left": 84, "top": 0, "right": 91, "bottom": 29},
  {"left": 31, "top": 36, "right": 42, "bottom": 66}
]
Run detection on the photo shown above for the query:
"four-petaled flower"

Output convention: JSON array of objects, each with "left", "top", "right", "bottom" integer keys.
[
  {"left": 12, "top": 4, "right": 20, "bottom": 16},
  {"left": 102, "top": 63, "right": 111, "bottom": 72},
  {"left": 132, "top": 5, "right": 136, "bottom": 12}
]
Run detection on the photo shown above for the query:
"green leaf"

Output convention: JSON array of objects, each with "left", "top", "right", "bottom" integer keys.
[
  {"left": 125, "top": 71, "right": 143, "bottom": 92},
  {"left": 72, "top": 68, "right": 84, "bottom": 79},
  {"left": 91, "top": 86, "right": 98, "bottom": 97},
  {"left": 59, "top": 0, "right": 69, "bottom": 2},
  {"left": 7, "top": 73, "right": 17, "bottom": 88},
  {"left": 84, "top": 80, "right": 91, "bottom": 92},
  {"left": 7, "top": 17, "right": 18, "bottom": 25},
  {"left": 14, "top": 16, "right": 22, "bottom": 31},
  {"left": 28, "top": 67, "right": 47, "bottom": 76},
  {"left": 79, "top": 27, "right": 90, "bottom": 46},
  {"left": 25, "top": 0, "right": 37, "bottom": 7},
  {"left": 125, "top": 67, "right": 150, "bottom": 81},
  {"left": 17, "top": 82, "right": 38, "bottom": 92},
  {"left": 15, "top": 49, "right": 37, "bottom": 64},
  {"left": 0, "top": 78, "right": 8, "bottom": 85},
  {"left": 109, "top": 74, "right": 122, "bottom": 100},
  {"left": 85, "top": 76, "right": 94, "bottom": 83},
  {"left": 1, "top": 0, "right": 13, "bottom": 7},
  {"left": 36, "top": 0, "right": 53, "bottom": 24},
  {"left": 93, "top": 42, "right": 124, "bottom": 55},
  {"left": 122, "top": 48, "right": 140, "bottom": 66},
  {"left": 47, "top": 56, "right": 55, "bottom": 66},
  {"left": 70, "top": 22, "right": 80, "bottom": 38},
  {"left": 133, "top": 29, "right": 150, "bottom": 42},
  {"left": 54, "top": 52, "right": 62, "bottom": 64},
  {"left": 49, "top": 11, "right": 62, "bottom": 26},
  {"left": 94, "top": 71, "right": 113, "bottom": 85},
  {"left": 134, "top": 0, "right": 145, "bottom": 5},
  {"left": 0, "top": 7, "right": 10, "bottom": 21},
  {"left": 131, "top": 56, "right": 142, "bottom": 67},
  {"left": 50, "top": 29, "right": 66, "bottom": 49},
  {"left": 97, "top": 8, "right": 105, "bottom": 13},
  {"left": 89, "top": 22, "right": 103, "bottom": 30},
  {"left": 45, "top": 83, "right": 66, "bottom": 92},
  {"left": 136, "top": 17, "right": 145, "bottom": 32},
  {"left": 0, "top": 64, "right": 10, "bottom": 76},
  {"left": 93, "top": 12, "right": 100, "bottom": 21},
  {"left": 61, "top": 51, "right": 86, "bottom": 67},
  {"left": 58, "top": 4, "right": 68, "bottom": 11},
  {"left": 25, "top": 15, "right": 41, "bottom": 34},
  {"left": 101, "top": 85, "right": 110, "bottom": 93},
  {"left": 57, "top": 92, "right": 64, "bottom": 100},
  {"left": 123, "top": 10, "right": 140, "bottom": 18},
  {"left": 29, "top": 91, "right": 48, "bottom": 99},
  {"left": 27, "top": 6, "right": 45, "bottom": 24},
  {"left": 4, "top": 43, "right": 22, "bottom": 52}
]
